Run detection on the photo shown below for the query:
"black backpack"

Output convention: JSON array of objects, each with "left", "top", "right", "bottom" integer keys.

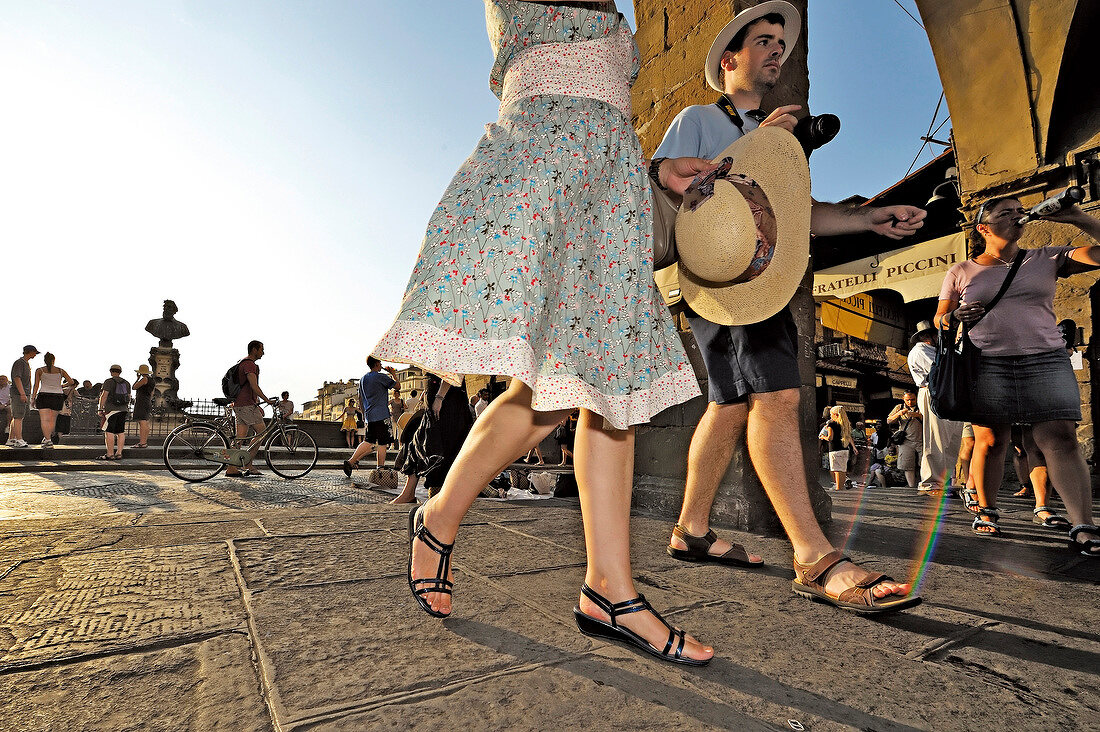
[
  {"left": 106, "top": 378, "right": 131, "bottom": 407},
  {"left": 221, "top": 360, "right": 245, "bottom": 400}
]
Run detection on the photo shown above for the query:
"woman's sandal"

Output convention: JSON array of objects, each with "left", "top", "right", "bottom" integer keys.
[
  {"left": 1068, "top": 524, "right": 1100, "bottom": 558},
  {"left": 791, "top": 551, "right": 920, "bottom": 613},
  {"left": 972, "top": 507, "right": 1001, "bottom": 537},
  {"left": 407, "top": 506, "right": 453, "bottom": 618},
  {"left": 666, "top": 524, "right": 763, "bottom": 567},
  {"left": 960, "top": 488, "right": 980, "bottom": 514},
  {"left": 94, "top": 454, "right": 112, "bottom": 461},
  {"left": 573, "top": 583, "right": 709, "bottom": 666},
  {"left": 1033, "top": 505, "right": 1071, "bottom": 530}
]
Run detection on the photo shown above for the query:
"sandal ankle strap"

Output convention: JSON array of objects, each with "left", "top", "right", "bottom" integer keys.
[
  {"left": 671, "top": 524, "right": 717, "bottom": 551},
  {"left": 793, "top": 549, "right": 849, "bottom": 585},
  {"left": 977, "top": 506, "right": 1000, "bottom": 518},
  {"left": 413, "top": 509, "right": 453, "bottom": 556},
  {"left": 1069, "top": 524, "right": 1100, "bottom": 541},
  {"left": 580, "top": 583, "right": 656, "bottom": 628},
  {"left": 1033, "top": 506, "right": 1051, "bottom": 515}
]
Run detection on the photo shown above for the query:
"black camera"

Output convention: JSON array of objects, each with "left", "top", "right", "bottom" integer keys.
[{"left": 793, "top": 113, "right": 841, "bottom": 158}]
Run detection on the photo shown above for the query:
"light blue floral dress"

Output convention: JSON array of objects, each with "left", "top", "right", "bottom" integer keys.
[{"left": 372, "top": 1, "right": 699, "bottom": 429}]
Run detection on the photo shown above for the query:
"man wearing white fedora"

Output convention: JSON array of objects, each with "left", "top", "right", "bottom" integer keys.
[
  {"left": 650, "top": 1, "right": 927, "bottom": 612},
  {"left": 908, "top": 320, "right": 964, "bottom": 495}
]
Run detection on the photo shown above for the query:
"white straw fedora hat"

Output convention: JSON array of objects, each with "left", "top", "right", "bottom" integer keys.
[
  {"left": 673, "top": 126, "right": 811, "bottom": 326},
  {"left": 705, "top": 1, "right": 801, "bottom": 92}
]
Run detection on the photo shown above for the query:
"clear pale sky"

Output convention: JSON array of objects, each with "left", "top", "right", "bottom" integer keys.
[{"left": 1, "top": 1, "right": 943, "bottom": 407}]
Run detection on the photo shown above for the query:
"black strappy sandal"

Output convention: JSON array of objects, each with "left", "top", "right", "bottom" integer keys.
[
  {"left": 1033, "top": 505, "right": 1071, "bottom": 529},
  {"left": 407, "top": 506, "right": 453, "bottom": 618},
  {"left": 573, "top": 583, "right": 709, "bottom": 666},
  {"left": 972, "top": 507, "right": 1001, "bottom": 537},
  {"left": 1069, "top": 524, "right": 1100, "bottom": 558}
]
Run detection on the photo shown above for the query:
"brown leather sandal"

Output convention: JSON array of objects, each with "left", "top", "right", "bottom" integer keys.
[
  {"left": 666, "top": 524, "right": 763, "bottom": 567},
  {"left": 792, "top": 550, "right": 921, "bottom": 614}
]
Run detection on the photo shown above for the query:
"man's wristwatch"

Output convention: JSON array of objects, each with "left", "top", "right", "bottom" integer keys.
[{"left": 648, "top": 157, "right": 668, "bottom": 191}]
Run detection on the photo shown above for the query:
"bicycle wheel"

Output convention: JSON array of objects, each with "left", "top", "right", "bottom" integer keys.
[
  {"left": 265, "top": 425, "right": 318, "bottom": 479},
  {"left": 163, "top": 423, "right": 228, "bottom": 482}
]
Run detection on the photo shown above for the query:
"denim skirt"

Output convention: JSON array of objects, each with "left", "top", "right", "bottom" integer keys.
[{"left": 969, "top": 348, "right": 1080, "bottom": 425}]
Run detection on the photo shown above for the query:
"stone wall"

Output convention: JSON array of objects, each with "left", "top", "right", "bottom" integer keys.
[{"left": 630, "top": 1, "right": 829, "bottom": 530}]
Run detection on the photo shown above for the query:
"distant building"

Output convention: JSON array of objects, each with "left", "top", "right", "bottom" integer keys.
[{"left": 300, "top": 379, "right": 359, "bottom": 422}]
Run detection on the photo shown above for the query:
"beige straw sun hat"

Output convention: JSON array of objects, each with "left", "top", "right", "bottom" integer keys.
[{"left": 673, "top": 126, "right": 811, "bottom": 326}]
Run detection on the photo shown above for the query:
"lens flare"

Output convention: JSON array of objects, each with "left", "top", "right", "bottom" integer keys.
[{"left": 906, "top": 475, "right": 953, "bottom": 592}]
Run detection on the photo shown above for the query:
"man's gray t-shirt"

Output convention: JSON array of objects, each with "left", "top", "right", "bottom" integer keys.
[
  {"left": 10, "top": 359, "right": 29, "bottom": 401},
  {"left": 654, "top": 103, "right": 760, "bottom": 161}
]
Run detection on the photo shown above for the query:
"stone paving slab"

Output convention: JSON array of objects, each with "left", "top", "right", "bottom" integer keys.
[
  {"left": 0, "top": 520, "right": 265, "bottom": 567},
  {"left": 0, "top": 633, "right": 272, "bottom": 732},
  {"left": 0, "top": 544, "right": 246, "bottom": 669},
  {"left": 243, "top": 573, "right": 598, "bottom": 726}
]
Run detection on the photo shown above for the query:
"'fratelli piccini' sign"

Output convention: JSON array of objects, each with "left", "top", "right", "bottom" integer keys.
[{"left": 813, "top": 233, "right": 966, "bottom": 302}]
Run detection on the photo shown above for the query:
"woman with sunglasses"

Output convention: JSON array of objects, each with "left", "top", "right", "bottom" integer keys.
[{"left": 936, "top": 196, "right": 1100, "bottom": 556}]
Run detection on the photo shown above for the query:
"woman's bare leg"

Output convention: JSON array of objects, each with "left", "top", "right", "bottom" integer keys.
[
  {"left": 1030, "top": 420, "right": 1097, "bottom": 547},
  {"left": 411, "top": 380, "right": 568, "bottom": 615},
  {"left": 971, "top": 424, "right": 1010, "bottom": 533},
  {"left": 40, "top": 409, "right": 57, "bottom": 441},
  {"left": 139, "top": 419, "right": 151, "bottom": 446},
  {"left": 573, "top": 410, "right": 712, "bottom": 662},
  {"left": 392, "top": 474, "right": 418, "bottom": 504},
  {"left": 958, "top": 435, "right": 975, "bottom": 490}
]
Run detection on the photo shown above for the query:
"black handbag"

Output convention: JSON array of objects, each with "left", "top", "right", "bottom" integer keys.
[
  {"left": 929, "top": 250, "right": 1024, "bottom": 420},
  {"left": 888, "top": 419, "right": 909, "bottom": 445}
]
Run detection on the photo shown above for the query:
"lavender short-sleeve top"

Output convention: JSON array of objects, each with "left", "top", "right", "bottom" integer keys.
[{"left": 938, "top": 246, "right": 1075, "bottom": 356}]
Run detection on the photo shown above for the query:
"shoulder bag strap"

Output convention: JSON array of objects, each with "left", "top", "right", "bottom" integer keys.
[
  {"left": 977, "top": 249, "right": 1026, "bottom": 318},
  {"left": 957, "top": 249, "right": 1026, "bottom": 340}
]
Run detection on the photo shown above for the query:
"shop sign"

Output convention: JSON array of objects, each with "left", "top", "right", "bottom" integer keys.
[
  {"left": 891, "top": 387, "right": 909, "bottom": 399},
  {"left": 834, "top": 401, "right": 864, "bottom": 414},
  {"left": 825, "top": 375, "right": 858, "bottom": 389},
  {"left": 812, "top": 232, "right": 966, "bottom": 302},
  {"left": 819, "top": 292, "right": 907, "bottom": 349}
]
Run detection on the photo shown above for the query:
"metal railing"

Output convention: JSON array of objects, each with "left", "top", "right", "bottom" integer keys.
[{"left": 67, "top": 396, "right": 231, "bottom": 442}]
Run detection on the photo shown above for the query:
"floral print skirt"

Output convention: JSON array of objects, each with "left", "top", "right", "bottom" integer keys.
[{"left": 373, "top": 95, "right": 699, "bottom": 429}]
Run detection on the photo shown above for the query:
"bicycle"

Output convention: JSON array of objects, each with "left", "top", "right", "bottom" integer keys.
[{"left": 162, "top": 398, "right": 318, "bottom": 482}]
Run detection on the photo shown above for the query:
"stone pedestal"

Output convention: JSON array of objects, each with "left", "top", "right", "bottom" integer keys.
[{"left": 149, "top": 347, "right": 181, "bottom": 411}]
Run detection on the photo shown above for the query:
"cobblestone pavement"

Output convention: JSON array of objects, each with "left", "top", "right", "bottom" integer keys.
[{"left": 0, "top": 469, "right": 1097, "bottom": 731}]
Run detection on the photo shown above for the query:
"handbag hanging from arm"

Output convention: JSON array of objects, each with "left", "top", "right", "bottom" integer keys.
[{"left": 929, "top": 250, "right": 1025, "bottom": 420}]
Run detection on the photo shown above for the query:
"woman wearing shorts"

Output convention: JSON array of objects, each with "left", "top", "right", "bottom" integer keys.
[
  {"left": 31, "top": 352, "right": 73, "bottom": 447},
  {"left": 824, "top": 406, "right": 853, "bottom": 491}
]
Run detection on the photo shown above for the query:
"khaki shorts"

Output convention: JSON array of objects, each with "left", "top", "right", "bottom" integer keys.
[
  {"left": 235, "top": 404, "right": 266, "bottom": 430},
  {"left": 10, "top": 396, "right": 27, "bottom": 419}
]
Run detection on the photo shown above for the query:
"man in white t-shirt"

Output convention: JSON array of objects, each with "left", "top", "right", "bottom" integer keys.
[
  {"left": 473, "top": 388, "right": 491, "bottom": 418},
  {"left": 907, "top": 320, "right": 964, "bottom": 495}
]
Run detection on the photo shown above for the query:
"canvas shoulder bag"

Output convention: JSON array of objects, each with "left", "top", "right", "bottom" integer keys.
[{"left": 929, "top": 250, "right": 1025, "bottom": 420}]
